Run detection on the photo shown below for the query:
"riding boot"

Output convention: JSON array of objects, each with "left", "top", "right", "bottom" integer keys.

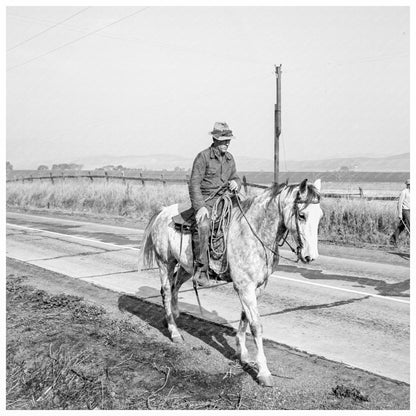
[{"left": 191, "top": 216, "right": 211, "bottom": 287}]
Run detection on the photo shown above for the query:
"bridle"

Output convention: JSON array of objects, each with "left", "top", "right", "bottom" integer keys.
[
  {"left": 236, "top": 185, "right": 320, "bottom": 264},
  {"left": 279, "top": 189, "right": 321, "bottom": 262}
]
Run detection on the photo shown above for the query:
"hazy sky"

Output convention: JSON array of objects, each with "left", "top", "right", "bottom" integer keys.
[{"left": 6, "top": 5, "right": 410, "bottom": 169}]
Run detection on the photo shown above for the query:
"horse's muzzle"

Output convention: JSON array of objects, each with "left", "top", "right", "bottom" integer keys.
[{"left": 297, "top": 251, "right": 315, "bottom": 264}]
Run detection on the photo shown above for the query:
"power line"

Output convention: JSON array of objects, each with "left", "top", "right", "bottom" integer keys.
[
  {"left": 7, "top": 7, "right": 90, "bottom": 52},
  {"left": 7, "top": 7, "right": 149, "bottom": 72},
  {"left": 8, "top": 11, "right": 407, "bottom": 73},
  {"left": 8, "top": 11, "right": 270, "bottom": 68}
]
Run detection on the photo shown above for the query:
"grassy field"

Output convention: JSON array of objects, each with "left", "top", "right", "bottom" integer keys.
[
  {"left": 6, "top": 180, "right": 189, "bottom": 222},
  {"left": 6, "top": 180, "right": 409, "bottom": 248}
]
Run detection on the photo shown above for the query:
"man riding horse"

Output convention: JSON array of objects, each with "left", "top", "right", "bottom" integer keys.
[
  {"left": 143, "top": 155, "right": 322, "bottom": 385},
  {"left": 189, "top": 122, "right": 241, "bottom": 287}
]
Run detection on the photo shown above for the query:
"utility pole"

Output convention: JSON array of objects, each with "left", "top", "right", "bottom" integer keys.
[{"left": 274, "top": 64, "right": 282, "bottom": 185}]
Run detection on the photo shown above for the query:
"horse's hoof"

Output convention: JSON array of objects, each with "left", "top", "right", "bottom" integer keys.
[
  {"left": 172, "top": 335, "right": 184, "bottom": 344},
  {"left": 239, "top": 355, "right": 251, "bottom": 366},
  {"left": 257, "top": 374, "right": 274, "bottom": 387}
]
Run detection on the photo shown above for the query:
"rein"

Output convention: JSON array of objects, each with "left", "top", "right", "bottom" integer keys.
[
  {"left": 235, "top": 193, "right": 298, "bottom": 266},
  {"left": 277, "top": 229, "right": 298, "bottom": 257},
  {"left": 235, "top": 187, "right": 320, "bottom": 264},
  {"left": 235, "top": 195, "right": 280, "bottom": 259}
]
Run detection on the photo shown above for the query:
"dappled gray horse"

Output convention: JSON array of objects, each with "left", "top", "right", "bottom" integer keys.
[{"left": 142, "top": 179, "right": 322, "bottom": 386}]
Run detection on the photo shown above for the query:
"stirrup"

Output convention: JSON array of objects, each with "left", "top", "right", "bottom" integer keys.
[{"left": 193, "top": 269, "right": 211, "bottom": 287}]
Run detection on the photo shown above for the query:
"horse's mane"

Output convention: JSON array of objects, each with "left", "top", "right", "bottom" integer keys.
[
  {"left": 237, "top": 181, "right": 320, "bottom": 217},
  {"left": 236, "top": 182, "right": 287, "bottom": 217}
]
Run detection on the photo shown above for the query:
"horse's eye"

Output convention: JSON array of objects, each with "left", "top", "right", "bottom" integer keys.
[{"left": 298, "top": 213, "right": 306, "bottom": 221}]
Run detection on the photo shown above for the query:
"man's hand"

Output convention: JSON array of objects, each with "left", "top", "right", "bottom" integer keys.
[
  {"left": 228, "top": 180, "right": 238, "bottom": 192},
  {"left": 196, "top": 206, "right": 209, "bottom": 223}
]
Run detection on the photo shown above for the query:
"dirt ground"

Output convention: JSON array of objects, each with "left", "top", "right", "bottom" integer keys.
[{"left": 6, "top": 258, "right": 409, "bottom": 410}]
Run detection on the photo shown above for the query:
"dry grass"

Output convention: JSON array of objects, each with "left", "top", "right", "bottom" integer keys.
[
  {"left": 6, "top": 180, "right": 408, "bottom": 247},
  {"left": 319, "top": 198, "right": 407, "bottom": 246},
  {"left": 6, "top": 180, "right": 189, "bottom": 222}
]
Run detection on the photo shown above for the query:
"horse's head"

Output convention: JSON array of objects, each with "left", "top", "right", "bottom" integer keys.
[{"left": 280, "top": 179, "right": 323, "bottom": 263}]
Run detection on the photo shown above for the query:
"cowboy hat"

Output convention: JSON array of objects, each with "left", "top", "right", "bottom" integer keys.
[{"left": 209, "top": 122, "right": 235, "bottom": 140}]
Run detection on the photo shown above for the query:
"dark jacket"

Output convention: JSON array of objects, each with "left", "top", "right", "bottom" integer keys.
[{"left": 189, "top": 145, "right": 241, "bottom": 211}]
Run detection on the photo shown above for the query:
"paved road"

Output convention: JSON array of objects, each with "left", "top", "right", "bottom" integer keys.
[{"left": 6, "top": 212, "right": 410, "bottom": 383}]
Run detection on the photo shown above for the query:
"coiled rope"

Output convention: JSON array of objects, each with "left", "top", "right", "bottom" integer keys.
[{"left": 209, "top": 192, "right": 234, "bottom": 274}]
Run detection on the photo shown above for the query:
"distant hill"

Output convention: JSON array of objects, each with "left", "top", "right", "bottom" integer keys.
[
  {"left": 73, "top": 154, "right": 194, "bottom": 171},
  {"left": 282, "top": 153, "right": 410, "bottom": 172},
  {"left": 72, "top": 152, "right": 410, "bottom": 172}
]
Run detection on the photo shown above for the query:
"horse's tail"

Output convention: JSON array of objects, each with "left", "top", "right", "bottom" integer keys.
[{"left": 141, "top": 210, "right": 161, "bottom": 269}]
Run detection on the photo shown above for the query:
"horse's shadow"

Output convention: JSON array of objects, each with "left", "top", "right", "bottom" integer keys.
[{"left": 118, "top": 288, "right": 258, "bottom": 381}]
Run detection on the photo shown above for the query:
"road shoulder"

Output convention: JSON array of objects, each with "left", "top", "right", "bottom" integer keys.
[{"left": 6, "top": 257, "right": 410, "bottom": 410}]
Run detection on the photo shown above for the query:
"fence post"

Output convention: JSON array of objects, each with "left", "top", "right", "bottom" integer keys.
[
  {"left": 122, "top": 171, "right": 126, "bottom": 185},
  {"left": 242, "top": 175, "right": 248, "bottom": 194},
  {"left": 50, "top": 173, "right": 54, "bottom": 184},
  {"left": 62, "top": 172, "right": 65, "bottom": 181},
  {"left": 140, "top": 172, "right": 145, "bottom": 186},
  {"left": 358, "top": 187, "right": 364, "bottom": 198},
  {"left": 105, "top": 171, "right": 109, "bottom": 183},
  {"left": 186, "top": 174, "right": 190, "bottom": 184},
  {"left": 30, "top": 174, "right": 33, "bottom": 182},
  {"left": 161, "top": 174, "right": 166, "bottom": 186},
  {"left": 88, "top": 171, "right": 93, "bottom": 182}
]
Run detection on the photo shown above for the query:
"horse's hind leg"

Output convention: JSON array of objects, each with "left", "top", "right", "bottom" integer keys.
[
  {"left": 159, "top": 260, "right": 183, "bottom": 343},
  {"left": 238, "top": 284, "right": 273, "bottom": 387}
]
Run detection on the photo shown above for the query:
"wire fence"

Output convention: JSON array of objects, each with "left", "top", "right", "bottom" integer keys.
[{"left": 6, "top": 170, "right": 399, "bottom": 201}]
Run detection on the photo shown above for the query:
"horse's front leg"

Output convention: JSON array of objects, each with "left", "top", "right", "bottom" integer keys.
[
  {"left": 236, "top": 311, "right": 250, "bottom": 364},
  {"left": 159, "top": 261, "right": 183, "bottom": 343},
  {"left": 238, "top": 283, "right": 273, "bottom": 387}
]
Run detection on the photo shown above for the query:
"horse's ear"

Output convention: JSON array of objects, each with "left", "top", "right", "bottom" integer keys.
[
  {"left": 313, "top": 178, "right": 321, "bottom": 192},
  {"left": 299, "top": 179, "right": 308, "bottom": 195}
]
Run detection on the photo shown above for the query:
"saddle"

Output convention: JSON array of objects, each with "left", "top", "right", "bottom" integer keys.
[{"left": 172, "top": 206, "right": 195, "bottom": 234}]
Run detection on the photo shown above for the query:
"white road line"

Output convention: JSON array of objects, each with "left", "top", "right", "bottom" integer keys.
[
  {"left": 7, "top": 212, "right": 144, "bottom": 233},
  {"left": 273, "top": 274, "right": 410, "bottom": 305},
  {"left": 7, "top": 223, "right": 141, "bottom": 252},
  {"left": 7, "top": 222, "right": 410, "bottom": 305}
]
